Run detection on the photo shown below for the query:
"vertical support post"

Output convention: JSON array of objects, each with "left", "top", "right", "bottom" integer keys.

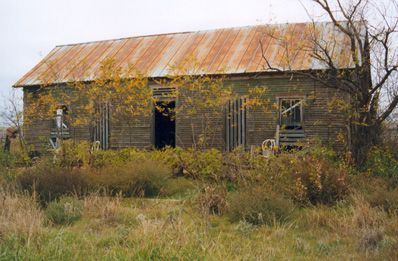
[
  {"left": 225, "top": 103, "right": 228, "bottom": 152},
  {"left": 229, "top": 101, "right": 232, "bottom": 151},
  {"left": 105, "top": 103, "right": 108, "bottom": 150},
  {"left": 231, "top": 101, "right": 236, "bottom": 149},
  {"left": 237, "top": 98, "right": 241, "bottom": 146},
  {"left": 242, "top": 98, "right": 246, "bottom": 148}
]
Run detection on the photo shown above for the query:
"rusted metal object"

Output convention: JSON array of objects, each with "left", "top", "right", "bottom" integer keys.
[{"left": 14, "top": 22, "right": 354, "bottom": 87}]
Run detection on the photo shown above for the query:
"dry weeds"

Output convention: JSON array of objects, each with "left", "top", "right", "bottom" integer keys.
[{"left": 0, "top": 189, "right": 44, "bottom": 244}]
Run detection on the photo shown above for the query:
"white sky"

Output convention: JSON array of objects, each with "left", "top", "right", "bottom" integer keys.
[{"left": 0, "top": 0, "right": 326, "bottom": 106}]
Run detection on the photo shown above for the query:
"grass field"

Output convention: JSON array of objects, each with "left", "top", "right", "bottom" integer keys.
[
  {"left": 1, "top": 145, "right": 398, "bottom": 260},
  {"left": 1, "top": 192, "right": 397, "bottom": 260}
]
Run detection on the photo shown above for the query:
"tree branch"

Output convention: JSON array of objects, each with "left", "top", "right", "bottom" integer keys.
[{"left": 378, "top": 94, "right": 398, "bottom": 122}]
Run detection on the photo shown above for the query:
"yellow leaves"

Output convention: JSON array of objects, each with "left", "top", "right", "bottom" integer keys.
[
  {"left": 24, "top": 88, "right": 59, "bottom": 125},
  {"left": 73, "top": 118, "right": 84, "bottom": 126},
  {"left": 336, "top": 131, "right": 347, "bottom": 145},
  {"left": 68, "top": 59, "right": 153, "bottom": 126},
  {"left": 27, "top": 58, "right": 153, "bottom": 128},
  {"left": 327, "top": 95, "right": 351, "bottom": 115},
  {"left": 28, "top": 55, "right": 272, "bottom": 150},
  {"left": 245, "top": 86, "right": 270, "bottom": 112}
]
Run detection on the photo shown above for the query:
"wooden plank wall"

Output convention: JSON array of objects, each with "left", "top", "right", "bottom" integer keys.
[
  {"left": 109, "top": 113, "right": 152, "bottom": 149},
  {"left": 23, "top": 86, "right": 92, "bottom": 152},
  {"left": 175, "top": 75, "right": 350, "bottom": 152},
  {"left": 175, "top": 88, "right": 225, "bottom": 149},
  {"left": 23, "top": 74, "right": 350, "bottom": 152},
  {"left": 23, "top": 88, "right": 53, "bottom": 152}
]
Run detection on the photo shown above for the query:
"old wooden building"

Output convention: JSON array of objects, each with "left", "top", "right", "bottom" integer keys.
[{"left": 14, "top": 22, "right": 355, "bottom": 152}]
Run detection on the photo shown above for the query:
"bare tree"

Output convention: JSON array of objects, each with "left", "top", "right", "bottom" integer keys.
[
  {"left": 0, "top": 90, "right": 26, "bottom": 151},
  {"left": 262, "top": 0, "right": 398, "bottom": 164}
]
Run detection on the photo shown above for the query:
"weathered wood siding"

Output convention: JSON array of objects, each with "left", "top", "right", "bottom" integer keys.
[
  {"left": 23, "top": 86, "right": 92, "bottom": 151},
  {"left": 175, "top": 74, "right": 350, "bottom": 151},
  {"left": 23, "top": 74, "right": 350, "bottom": 152},
  {"left": 174, "top": 88, "right": 225, "bottom": 149},
  {"left": 23, "top": 87, "right": 53, "bottom": 151},
  {"left": 109, "top": 113, "right": 152, "bottom": 150},
  {"left": 23, "top": 85, "right": 152, "bottom": 151}
]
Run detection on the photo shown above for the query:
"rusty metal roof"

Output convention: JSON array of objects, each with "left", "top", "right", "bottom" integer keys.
[{"left": 14, "top": 22, "right": 354, "bottom": 87}]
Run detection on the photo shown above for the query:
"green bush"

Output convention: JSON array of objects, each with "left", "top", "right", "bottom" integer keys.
[
  {"left": 56, "top": 140, "right": 91, "bottom": 168},
  {"left": 45, "top": 197, "right": 83, "bottom": 225},
  {"left": 87, "top": 147, "right": 225, "bottom": 181},
  {"left": 0, "top": 150, "right": 16, "bottom": 168},
  {"left": 89, "top": 149, "right": 133, "bottom": 168},
  {"left": 228, "top": 186, "right": 294, "bottom": 225},
  {"left": 87, "top": 159, "right": 171, "bottom": 197},
  {"left": 0, "top": 143, "right": 33, "bottom": 168},
  {"left": 174, "top": 148, "right": 224, "bottom": 181},
  {"left": 18, "top": 161, "right": 88, "bottom": 203},
  {"left": 366, "top": 146, "right": 398, "bottom": 181},
  {"left": 89, "top": 147, "right": 177, "bottom": 169},
  {"left": 51, "top": 141, "right": 177, "bottom": 169},
  {"left": 162, "top": 177, "right": 197, "bottom": 198}
]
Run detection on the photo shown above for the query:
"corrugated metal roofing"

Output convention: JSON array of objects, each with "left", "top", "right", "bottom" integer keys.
[{"left": 14, "top": 22, "right": 354, "bottom": 87}]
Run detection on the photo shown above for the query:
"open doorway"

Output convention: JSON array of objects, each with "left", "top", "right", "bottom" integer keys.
[{"left": 154, "top": 101, "right": 175, "bottom": 149}]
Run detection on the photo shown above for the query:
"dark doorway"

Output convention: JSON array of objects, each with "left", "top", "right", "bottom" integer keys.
[{"left": 154, "top": 101, "right": 175, "bottom": 149}]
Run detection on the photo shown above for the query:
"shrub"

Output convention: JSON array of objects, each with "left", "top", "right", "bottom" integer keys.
[
  {"left": 18, "top": 161, "right": 88, "bottom": 203},
  {"left": 0, "top": 150, "right": 15, "bottom": 168},
  {"left": 162, "top": 177, "right": 197, "bottom": 198},
  {"left": 56, "top": 140, "right": 91, "bottom": 168},
  {"left": 263, "top": 152, "right": 349, "bottom": 205},
  {"left": 0, "top": 145, "right": 33, "bottom": 168},
  {"left": 291, "top": 156, "right": 349, "bottom": 205},
  {"left": 228, "top": 186, "right": 294, "bottom": 225},
  {"left": 223, "top": 147, "right": 266, "bottom": 182},
  {"left": 45, "top": 197, "right": 83, "bottom": 225},
  {"left": 87, "top": 159, "right": 170, "bottom": 197},
  {"left": 197, "top": 186, "right": 227, "bottom": 216},
  {"left": 302, "top": 143, "right": 338, "bottom": 162},
  {"left": 89, "top": 147, "right": 177, "bottom": 169},
  {"left": 0, "top": 189, "right": 44, "bottom": 241},
  {"left": 89, "top": 149, "right": 133, "bottom": 168},
  {"left": 174, "top": 148, "right": 224, "bottom": 181},
  {"left": 366, "top": 146, "right": 398, "bottom": 181}
]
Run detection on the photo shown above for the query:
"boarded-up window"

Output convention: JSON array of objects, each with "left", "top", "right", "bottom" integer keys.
[
  {"left": 279, "top": 99, "right": 303, "bottom": 130},
  {"left": 94, "top": 103, "right": 110, "bottom": 150},
  {"left": 225, "top": 98, "right": 247, "bottom": 151}
]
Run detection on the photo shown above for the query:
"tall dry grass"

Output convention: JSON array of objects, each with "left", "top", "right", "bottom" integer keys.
[
  {"left": 350, "top": 194, "right": 387, "bottom": 251},
  {"left": 0, "top": 189, "right": 44, "bottom": 244},
  {"left": 83, "top": 193, "right": 123, "bottom": 224},
  {"left": 301, "top": 193, "right": 388, "bottom": 253}
]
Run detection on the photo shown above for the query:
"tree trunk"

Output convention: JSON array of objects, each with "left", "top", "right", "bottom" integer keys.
[{"left": 350, "top": 118, "right": 381, "bottom": 166}]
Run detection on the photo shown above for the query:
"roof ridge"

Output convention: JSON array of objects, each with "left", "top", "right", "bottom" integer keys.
[
  {"left": 55, "top": 21, "right": 340, "bottom": 48},
  {"left": 55, "top": 31, "right": 194, "bottom": 47}
]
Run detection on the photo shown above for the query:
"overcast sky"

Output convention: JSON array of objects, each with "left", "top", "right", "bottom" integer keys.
[{"left": 0, "top": 0, "right": 327, "bottom": 106}]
